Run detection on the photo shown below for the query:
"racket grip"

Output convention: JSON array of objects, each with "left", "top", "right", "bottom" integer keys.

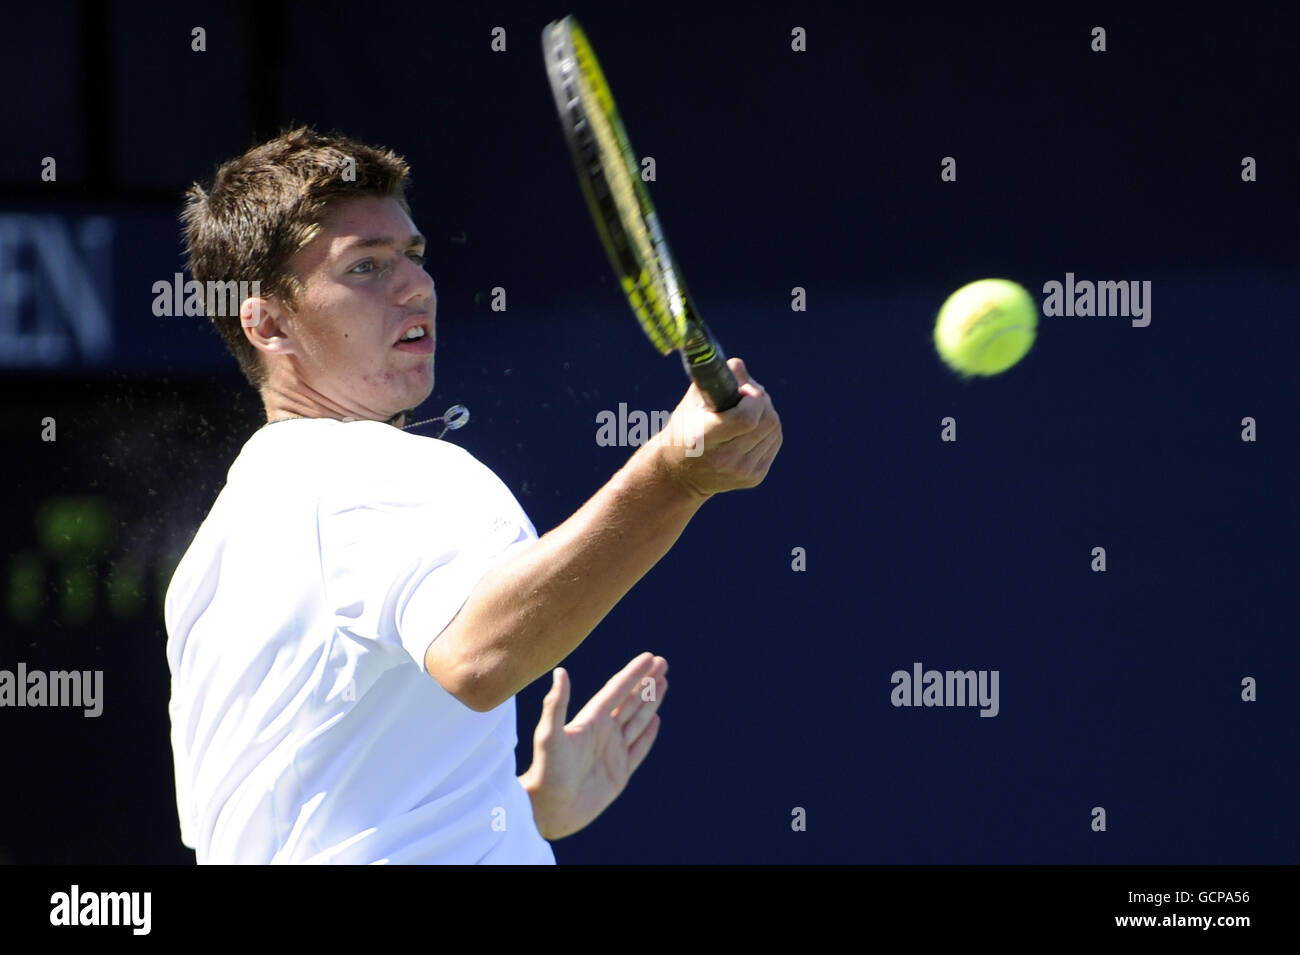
[{"left": 682, "top": 346, "right": 742, "bottom": 412}]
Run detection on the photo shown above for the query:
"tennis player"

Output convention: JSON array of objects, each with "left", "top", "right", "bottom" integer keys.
[{"left": 164, "top": 127, "right": 781, "bottom": 864}]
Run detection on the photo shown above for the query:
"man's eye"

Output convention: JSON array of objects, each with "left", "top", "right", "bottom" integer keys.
[
  {"left": 407, "top": 251, "right": 426, "bottom": 266},
  {"left": 351, "top": 260, "right": 374, "bottom": 274}
]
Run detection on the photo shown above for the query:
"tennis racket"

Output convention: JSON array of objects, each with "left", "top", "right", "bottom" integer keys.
[{"left": 542, "top": 16, "right": 741, "bottom": 412}]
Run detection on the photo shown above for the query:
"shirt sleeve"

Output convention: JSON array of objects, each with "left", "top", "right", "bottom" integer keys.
[{"left": 316, "top": 441, "right": 538, "bottom": 670}]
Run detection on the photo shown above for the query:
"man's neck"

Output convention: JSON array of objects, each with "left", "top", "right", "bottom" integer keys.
[
  {"left": 261, "top": 390, "right": 410, "bottom": 429},
  {"left": 266, "top": 411, "right": 410, "bottom": 429}
]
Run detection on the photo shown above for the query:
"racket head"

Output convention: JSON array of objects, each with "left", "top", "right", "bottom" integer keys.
[{"left": 542, "top": 16, "right": 689, "bottom": 356}]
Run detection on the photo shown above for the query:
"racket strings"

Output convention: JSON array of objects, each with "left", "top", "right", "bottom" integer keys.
[{"left": 568, "top": 28, "right": 687, "bottom": 353}]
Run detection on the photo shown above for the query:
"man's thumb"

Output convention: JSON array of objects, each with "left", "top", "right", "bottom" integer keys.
[
  {"left": 726, "top": 356, "right": 764, "bottom": 399},
  {"left": 536, "top": 668, "right": 570, "bottom": 738}
]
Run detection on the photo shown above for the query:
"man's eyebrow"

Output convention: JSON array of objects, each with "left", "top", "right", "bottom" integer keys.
[{"left": 345, "top": 233, "right": 426, "bottom": 252}]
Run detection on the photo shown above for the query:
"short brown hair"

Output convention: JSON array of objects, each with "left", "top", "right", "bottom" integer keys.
[{"left": 182, "top": 126, "right": 412, "bottom": 387}]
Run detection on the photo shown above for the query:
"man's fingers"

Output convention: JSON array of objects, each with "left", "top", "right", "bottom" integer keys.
[
  {"left": 625, "top": 713, "right": 661, "bottom": 775},
  {"left": 581, "top": 652, "right": 661, "bottom": 719},
  {"left": 711, "top": 399, "right": 779, "bottom": 458},
  {"left": 621, "top": 676, "right": 666, "bottom": 743},
  {"left": 737, "top": 423, "right": 783, "bottom": 478},
  {"left": 615, "top": 668, "right": 668, "bottom": 726}
]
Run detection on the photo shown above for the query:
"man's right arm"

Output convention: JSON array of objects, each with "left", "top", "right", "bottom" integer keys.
[{"left": 426, "top": 358, "right": 781, "bottom": 712}]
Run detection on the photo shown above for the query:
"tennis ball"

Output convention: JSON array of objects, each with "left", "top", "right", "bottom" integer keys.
[{"left": 934, "top": 278, "right": 1037, "bottom": 376}]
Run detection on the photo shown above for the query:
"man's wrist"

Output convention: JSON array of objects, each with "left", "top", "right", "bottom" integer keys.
[
  {"left": 627, "top": 436, "right": 711, "bottom": 510},
  {"left": 518, "top": 768, "right": 556, "bottom": 841}
]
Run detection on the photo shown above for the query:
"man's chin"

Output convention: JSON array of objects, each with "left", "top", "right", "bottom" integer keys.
[{"left": 389, "top": 381, "right": 435, "bottom": 427}]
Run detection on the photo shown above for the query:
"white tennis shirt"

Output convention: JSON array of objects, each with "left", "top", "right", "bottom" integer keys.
[{"left": 164, "top": 418, "right": 555, "bottom": 864}]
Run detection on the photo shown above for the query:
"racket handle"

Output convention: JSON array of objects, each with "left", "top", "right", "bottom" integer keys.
[{"left": 681, "top": 334, "right": 742, "bottom": 412}]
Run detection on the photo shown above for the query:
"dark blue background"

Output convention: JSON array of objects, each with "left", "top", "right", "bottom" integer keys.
[{"left": 0, "top": 1, "right": 1295, "bottom": 863}]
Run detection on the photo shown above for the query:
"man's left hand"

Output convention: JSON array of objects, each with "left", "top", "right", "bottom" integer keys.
[{"left": 519, "top": 652, "right": 668, "bottom": 841}]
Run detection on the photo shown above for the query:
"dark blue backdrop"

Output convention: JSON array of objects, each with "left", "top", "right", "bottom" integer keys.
[{"left": 0, "top": 1, "right": 1295, "bottom": 864}]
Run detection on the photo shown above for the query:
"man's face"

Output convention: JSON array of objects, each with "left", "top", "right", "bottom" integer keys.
[{"left": 268, "top": 195, "right": 436, "bottom": 422}]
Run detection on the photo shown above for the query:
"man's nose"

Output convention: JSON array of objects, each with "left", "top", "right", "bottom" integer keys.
[{"left": 399, "top": 264, "right": 435, "bottom": 308}]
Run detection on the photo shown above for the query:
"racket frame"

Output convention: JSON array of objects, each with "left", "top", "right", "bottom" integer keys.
[{"left": 542, "top": 16, "right": 741, "bottom": 411}]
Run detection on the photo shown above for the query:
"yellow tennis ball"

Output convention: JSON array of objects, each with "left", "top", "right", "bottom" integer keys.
[{"left": 934, "top": 278, "right": 1037, "bottom": 376}]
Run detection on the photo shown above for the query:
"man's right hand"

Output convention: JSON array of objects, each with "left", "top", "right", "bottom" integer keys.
[{"left": 645, "top": 357, "right": 783, "bottom": 502}]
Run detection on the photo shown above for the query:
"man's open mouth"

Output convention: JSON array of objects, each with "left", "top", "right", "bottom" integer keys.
[{"left": 394, "top": 319, "right": 434, "bottom": 351}]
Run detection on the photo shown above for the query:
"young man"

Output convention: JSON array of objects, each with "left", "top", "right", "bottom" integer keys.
[{"left": 165, "top": 127, "right": 782, "bottom": 863}]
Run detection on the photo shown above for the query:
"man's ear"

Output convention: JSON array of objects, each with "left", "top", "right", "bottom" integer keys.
[{"left": 240, "top": 295, "right": 297, "bottom": 357}]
